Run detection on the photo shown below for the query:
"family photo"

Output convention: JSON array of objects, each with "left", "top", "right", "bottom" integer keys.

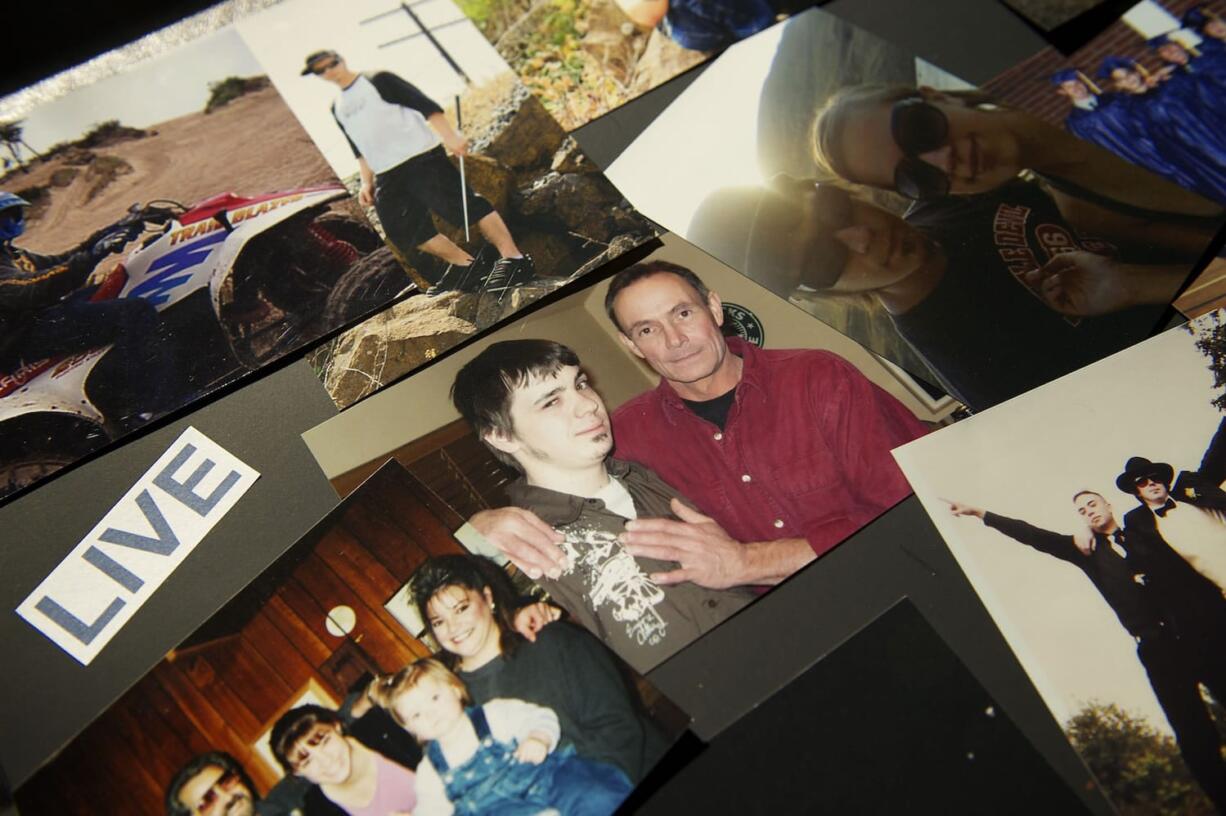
[
  {"left": 235, "top": 0, "right": 659, "bottom": 409},
  {"left": 301, "top": 236, "right": 954, "bottom": 675},
  {"left": 0, "top": 25, "right": 417, "bottom": 502},
  {"left": 895, "top": 309, "right": 1226, "bottom": 815},
  {"left": 13, "top": 462, "right": 685, "bottom": 815},
  {"left": 608, "top": 6, "right": 1221, "bottom": 412}
]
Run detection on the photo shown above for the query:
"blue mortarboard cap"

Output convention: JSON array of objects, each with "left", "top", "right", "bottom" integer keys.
[
  {"left": 1050, "top": 68, "right": 1079, "bottom": 85},
  {"left": 1147, "top": 33, "right": 1173, "bottom": 48},
  {"left": 1098, "top": 55, "right": 1137, "bottom": 79},
  {"left": 1184, "top": 7, "right": 1210, "bottom": 29}
]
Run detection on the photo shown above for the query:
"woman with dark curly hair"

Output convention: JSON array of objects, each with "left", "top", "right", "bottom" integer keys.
[{"left": 410, "top": 554, "right": 665, "bottom": 785}]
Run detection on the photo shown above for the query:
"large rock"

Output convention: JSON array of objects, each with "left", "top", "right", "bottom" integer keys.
[
  {"left": 480, "top": 94, "right": 566, "bottom": 171},
  {"left": 629, "top": 29, "right": 707, "bottom": 96},
  {"left": 550, "top": 137, "right": 594, "bottom": 175},
  {"left": 323, "top": 293, "right": 476, "bottom": 407},
  {"left": 452, "top": 153, "right": 514, "bottom": 213},
  {"left": 515, "top": 230, "right": 582, "bottom": 279},
  {"left": 515, "top": 171, "right": 624, "bottom": 241}
]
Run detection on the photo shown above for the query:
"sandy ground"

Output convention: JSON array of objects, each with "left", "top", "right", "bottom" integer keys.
[{"left": 5, "top": 85, "right": 336, "bottom": 254}]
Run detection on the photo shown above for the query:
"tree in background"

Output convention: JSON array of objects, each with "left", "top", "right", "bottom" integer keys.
[
  {"left": 0, "top": 120, "right": 41, "bottom": 173},
  {"left": 1187, "top": 309, "right": 1226, "bottom": 412},
  {"left": 1066, "top": 701, "right": 1214, "bottom": 815}
]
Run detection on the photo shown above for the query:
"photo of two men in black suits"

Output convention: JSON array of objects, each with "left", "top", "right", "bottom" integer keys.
[{"left": 894, "top": 310, "right": 1226, "bottom": 815}]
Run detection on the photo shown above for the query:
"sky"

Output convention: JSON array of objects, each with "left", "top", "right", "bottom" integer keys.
[
  {"left": 237, "top": 0, "right": 512, "bottom": 177},
  {"left": 894, "top": 314, "right": 1226, "bottom": 736},
  {"left": 17, "top": 27, "right": 264, "bottom": 153}
]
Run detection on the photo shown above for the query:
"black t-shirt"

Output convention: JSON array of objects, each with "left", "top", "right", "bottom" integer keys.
[
  {"left": 457, "top": 621, "right": 667, "bottom": 782},
  {"left": 682, "top": 386, "right": 737, "bottom": 430},
  {"left": 897, "top": 180, "right": 1169, "bottom": 411}
]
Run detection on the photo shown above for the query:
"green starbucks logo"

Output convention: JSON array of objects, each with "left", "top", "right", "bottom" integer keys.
[{"left": 721, "top": 302, "right": 764, "bottom": 347}]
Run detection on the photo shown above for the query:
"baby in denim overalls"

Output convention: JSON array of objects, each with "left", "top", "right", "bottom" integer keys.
[{"left": 375, "top": 658, "right": 630, "bottom": 816}]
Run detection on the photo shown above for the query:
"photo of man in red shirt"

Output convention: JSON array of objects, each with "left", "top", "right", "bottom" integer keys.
[{"left": 461, "top": 260, "right": 928, "bottom": 590}]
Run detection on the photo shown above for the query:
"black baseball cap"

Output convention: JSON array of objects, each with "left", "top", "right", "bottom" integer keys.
[{"left": 301, "top": 50, "right": 341, "bottom": 76}]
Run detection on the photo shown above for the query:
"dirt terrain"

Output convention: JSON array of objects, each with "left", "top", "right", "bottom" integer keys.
[{"left": 3, "top": 84, "right": 336, "bottom": 254}]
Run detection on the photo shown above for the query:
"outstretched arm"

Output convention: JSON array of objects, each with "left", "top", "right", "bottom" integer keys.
[{"left": 986, "top": 511, "right": 1084, "bottom": 563}]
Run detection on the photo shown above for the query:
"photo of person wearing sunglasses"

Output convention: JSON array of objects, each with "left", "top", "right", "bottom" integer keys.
[
  {"left": 811, "top": 84, "right": 1224, "bottom": 260},
  {"left": 690, "top": 173, "right": 1196, "bottom": 411}
]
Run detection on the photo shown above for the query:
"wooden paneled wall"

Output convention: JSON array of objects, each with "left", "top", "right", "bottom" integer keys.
[{"left": 18, "top": 467, "right": 466, "bottom": 815}]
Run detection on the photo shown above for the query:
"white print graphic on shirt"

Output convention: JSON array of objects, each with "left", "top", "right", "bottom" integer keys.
[
  {"left": 991, "top": 203, "right": 1114, "bottom": 327},
  {"left": 558, "top": 526, "right": 669, "bottom": 646}
]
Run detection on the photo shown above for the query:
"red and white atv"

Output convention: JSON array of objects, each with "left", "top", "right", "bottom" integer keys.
[{"left": 0, "top": 183, "right": 412, "bottom": 497}]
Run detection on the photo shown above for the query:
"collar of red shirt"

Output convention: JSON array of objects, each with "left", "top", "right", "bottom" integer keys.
[{"left": 651, "top": 336, "right": 768, "bottom": 422}]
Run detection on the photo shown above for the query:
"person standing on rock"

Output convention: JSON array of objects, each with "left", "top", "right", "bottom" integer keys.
[{"left": 303, "top": 49, "right": 534, "bottom": 295}]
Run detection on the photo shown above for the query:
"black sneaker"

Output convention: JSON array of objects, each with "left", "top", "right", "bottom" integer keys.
[
  {"left": 484, "top": 257, "right": 515, "bottom": 299},
  {"left": 485, "top": 254, "right": 536, "bottom": 300}
]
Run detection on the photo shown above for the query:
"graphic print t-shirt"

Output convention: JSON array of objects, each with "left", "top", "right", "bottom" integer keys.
[{"left": 897, "top": 180, "right": 1168, "bottom": 410}]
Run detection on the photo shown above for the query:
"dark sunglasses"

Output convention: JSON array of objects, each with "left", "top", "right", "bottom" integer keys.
[
  {"left": 748, "top": 176, "right": 854, "bottom": 291},
  {"left": 890, "top": 97, "right": 951, "bottom": 201},
  {"left": 1133, "top": 475, "right": 1164, "bottom": 488},
  {"left": 310, "top": 58, "right": 340, "bottom": 75},
  {"left": 194, "top": 769, "right": 239, "bottom": 814}
]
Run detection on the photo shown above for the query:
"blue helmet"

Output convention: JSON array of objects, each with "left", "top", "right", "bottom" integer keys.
[
  {"left": 0, "top": 191, "right": 28, "bottom": 241},
  {"left": 0, "top": 191, "right": 30, "bottom": 212}
]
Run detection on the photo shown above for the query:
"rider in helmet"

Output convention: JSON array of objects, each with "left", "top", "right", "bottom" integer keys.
[{"left": 0, "top": 192, "right": 174, "bottom": 433}]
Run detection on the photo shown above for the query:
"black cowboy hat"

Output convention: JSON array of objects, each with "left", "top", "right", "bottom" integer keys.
[{"left": 1115, "top": 456, "right": 1175, "bottom": 494}]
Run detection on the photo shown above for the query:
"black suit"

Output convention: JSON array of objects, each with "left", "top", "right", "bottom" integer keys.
[
  {"left": 1119, "top": 418, "right": 1226, "bottom": 813},
  {"left": 985, "top": 510, "right": 1226, "bottom": 813}
]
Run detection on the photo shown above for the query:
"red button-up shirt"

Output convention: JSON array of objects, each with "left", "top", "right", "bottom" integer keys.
[{"left": 611, "top": 338, "right": 927, "bottom": 557}]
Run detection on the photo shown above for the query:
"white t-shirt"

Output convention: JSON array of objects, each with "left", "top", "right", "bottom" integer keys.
[{"left": 332, "top": 72, "right": 442, "bottom": 174}]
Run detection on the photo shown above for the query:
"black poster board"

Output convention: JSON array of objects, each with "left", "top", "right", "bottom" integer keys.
[{"left": 1, "top": 1, "right": 1120, "bottom": 814}]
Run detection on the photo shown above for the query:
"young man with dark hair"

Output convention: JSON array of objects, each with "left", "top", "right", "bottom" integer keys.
[
  {"left": 464, "top": 263, "right": 927, "bottom": 591},
  {"left": 452, "top": 339, "right": 754, "bottom": 673},
  {"left": 303, "top": 50, "right": 533, "bottom": 294}
]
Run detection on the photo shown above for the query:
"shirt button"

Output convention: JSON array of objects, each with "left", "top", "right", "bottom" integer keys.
[
  {"left": 713, "top": 432, "right": 723, "bottom": 441},
  {"left": 773, "top": 519, "right": 785, "bottom": 528},
  {"left": 741, "top": 474, "right": 752, "bottom": 483},
  {"left": 705, "top": 599, "right": 718, "bottom": 608}
]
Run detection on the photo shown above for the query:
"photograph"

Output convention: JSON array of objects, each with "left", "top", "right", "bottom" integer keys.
[
  {"left": 999, "top": 0, "right": 1113, "bottom": 31},
  {"left": 894, "top": 309, "right": 1226, "bottom": 815},
  {"left": 236, "top": 0, "right": 659, "bottom": 409},
  {"left": 301, "top": 234, "right": 954, "bottom": 674},
  {"left": 983, "top": 1, "right": 1226, "bottom": 205},
  {"left": 451, "top": 0, "right": 813, "bottom": 131},
  {"left": 607, "top": 6, "right": 1223, "bottom": 412},
  {"left": 13, "top": 461, "right": 688, "bottom": 815},
  {"left": 0, "top": 25, "right": 418, "bottom": 502}
]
